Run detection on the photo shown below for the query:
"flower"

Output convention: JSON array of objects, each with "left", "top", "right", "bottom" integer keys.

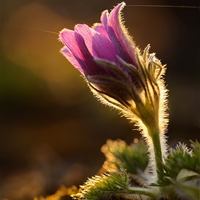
[
  {"left": 60, "top": 2, "right": 138, "bottom": 73},
  {"left": 59, "top": 2, "right": 168, "bottom": 138},
  {"left": 59, "top": 2, "right": 139, "bottom": 107},
  {"left": 60, "top": 2, "right": 170, "bottom": 187}
]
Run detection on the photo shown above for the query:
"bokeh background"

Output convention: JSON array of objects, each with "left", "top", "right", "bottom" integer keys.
[{"left": 0, "top": 0, "right": 199, "bottom": 199}]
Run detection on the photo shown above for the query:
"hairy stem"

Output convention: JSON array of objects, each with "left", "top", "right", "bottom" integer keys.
[{"left": 149, "top": 128, "right": 164, "bottom": 184}]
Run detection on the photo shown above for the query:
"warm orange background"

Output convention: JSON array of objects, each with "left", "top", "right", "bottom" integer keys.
[{"left": 0, "top": 0, "right": 199, "bottom": 199}]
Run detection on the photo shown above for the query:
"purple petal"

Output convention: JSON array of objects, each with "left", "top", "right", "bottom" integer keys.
[
  {"left": 75, "top": 24, "right": 118, "bottom": 63},
  {"left": 60, "top": 29, "right": 83, "bottom": 61},
  {"left": 74, "top": 24, "right": 94, "bottom": 55},
  {"left": 93, "top": 10, "right": 109, "bottom": 37},
  {"left": 61, "top": 47, "right": 84, "bottom": 74},
  {"left": 74, "top": 32, "right": 116, "bottom": 77},
  {"left": 107, "top": 2, "right": 138, "bottom": 67},
  {"left": 93, "top": 23, "right": 108, "bottom": 38},
  {"left": 74, "top": 32, "right": 99, "bottom": 75},
  {"left": 100, "top": 10, "right": 108, "bottom": 27},
  {"left": 60, "top": 29, "right": 95, "bottom": 75}
]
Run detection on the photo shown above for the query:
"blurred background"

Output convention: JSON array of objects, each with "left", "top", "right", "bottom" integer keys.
[{"left": 0, "top": 0, "right": 199, "bottom": 199}]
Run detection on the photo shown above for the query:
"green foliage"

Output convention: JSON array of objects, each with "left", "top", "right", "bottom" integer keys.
[
  {"left": 190, "top": 141, "right": 200, "bottom": 173},
  {"left": 174, "top": 181, "right": 200, "bottom": 200},
  {"left": 72, "top": 168, "right": 158, "bottom": 200},
  {"left": 153, "top": 141, "right": 200, "bottom": 200},
  {"left": 72, "top": 168, "right": 130, "bottom": 200},
  {"left": 163, "top": 142, "right": 200, "bottom": 182},
  {"left": 35, "top": 140, "right": 199, "bottom": 200},
  {"left": 101, "top": 139, "right": 149, "bottom": 175}
]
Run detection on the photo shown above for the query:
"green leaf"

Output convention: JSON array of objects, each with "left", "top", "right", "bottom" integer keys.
[
  {"left": 170, "top": 179, "right": 200, "bottom": 200},
  {"left": 101, "top": 139, "right": 149, "bottom": 175},
  {"left": 72, "top": 168, "right": 129, "bottom": 200},
  {"left": 72, "top": 168, "right": 157, "bottom": 200},
  {"left": 190, "top": 141, "right": 200, "bottom": 174},
  {"left": 163, "top": 141, "right": 200, "bottom": 182},
  {"left": 157, "top": 141, "right": 200, "bottom": 199}
]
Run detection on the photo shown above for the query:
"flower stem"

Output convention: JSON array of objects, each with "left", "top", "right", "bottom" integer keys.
[{"left": 148, "top": 128, "right": 164, "bottom": 184}]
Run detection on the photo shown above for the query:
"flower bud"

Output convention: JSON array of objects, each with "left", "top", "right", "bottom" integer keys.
[{"left": 59, "top": 2, "right": 168, "bottom": 137}]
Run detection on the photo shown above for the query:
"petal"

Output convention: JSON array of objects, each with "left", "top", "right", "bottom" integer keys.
[
  {"left": 60, "top": 29, "right": 83, "bottom": 60},
  {"left": 60, "top": 46, "right": 84, "bottom": 74},
  {"left": 107, "top": 2, "right": 138, "bottom": 66},
  {"left": 75, "top": 32, "right": 114, "bottom": 76},
  {"left": 75, "top": 24, "right": 118, "bottom": 63},
  {"left": 74, "top": 24, "right": 94, "bottom": 55},
  {"left": 100, "top": 10, "right": 108, "bottom": 27},
  {"left": 60, "top": 28, "right": 94, "bottom": 75},
  {"left": 93, "top": 10, "right": 109, "bottom": 37},
  {"left": 93, "top": 23, "right": 108, "bottom": 38}
]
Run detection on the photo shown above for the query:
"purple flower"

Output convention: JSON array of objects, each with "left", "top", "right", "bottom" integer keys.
[
  {"left": 59, "top": 2, "right": 167, "bottom": 130},
  {"left": 60, "top": 3, "right": 169, "bottom": 191},
  {"left": 60, "top": 3, "right": 168, "bottom": 175},
  {"left": 59, "top": 2, "right": 141, "bottom": 108},
  {"left": 60, "top": 2, "right": 138, "bottom": 75}
]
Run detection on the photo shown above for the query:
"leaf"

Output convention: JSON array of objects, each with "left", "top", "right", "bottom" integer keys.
[
  {"left": 163, "top": 142, "right": 200, "bottom": 182},
  {"left": 72, "top": 168, "right": 157, "bottom": 200},
  {"left": 72, "top": 168, "right": 130, "bottom": 200},
  {"left": 101, "top": 139, "right": 149, "bottom": 175}
]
